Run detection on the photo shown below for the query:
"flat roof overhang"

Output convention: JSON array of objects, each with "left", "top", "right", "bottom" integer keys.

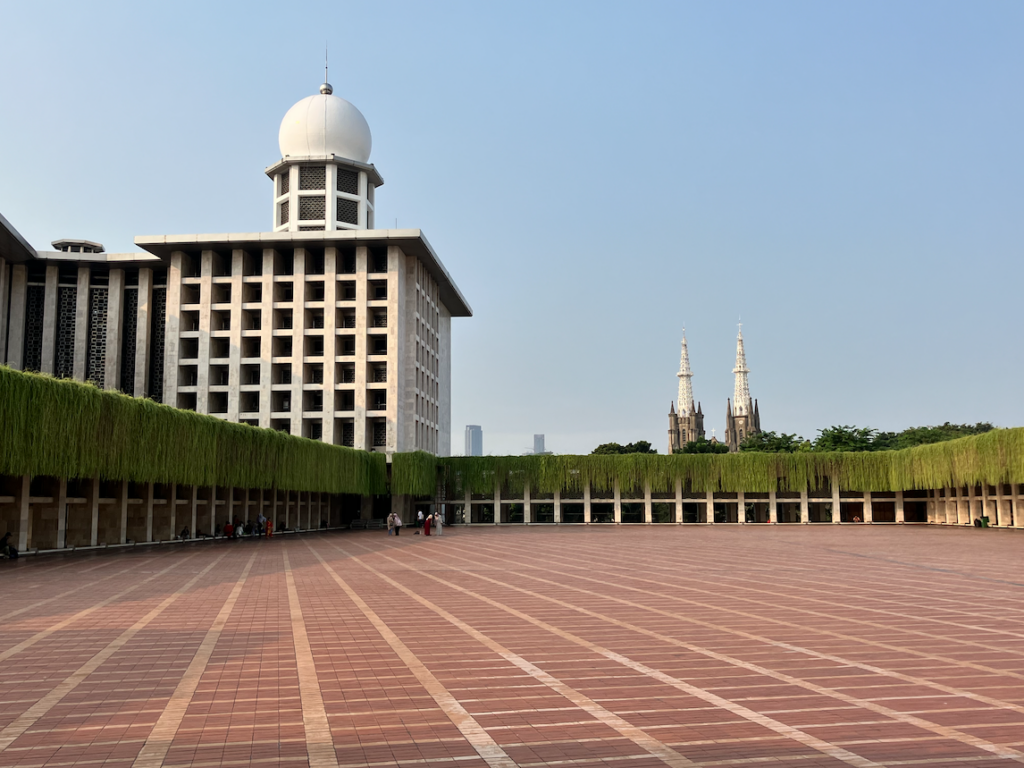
[
  {"left": 0, "top": 212, "right": 38, "bottom": 263},
  {"left": 135, "top": 228, "right": 472, "bottom": 317}
]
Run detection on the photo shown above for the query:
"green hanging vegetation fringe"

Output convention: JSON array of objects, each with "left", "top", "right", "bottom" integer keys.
[
  {"left": 390, "top": 451, "right": 439, "bottom": 496},
  {"left": 0, "top": 366, "right": 387, "bottom": 494},
  {"left": 423, "top": 429, "right": 1024, "bottom": 498}
]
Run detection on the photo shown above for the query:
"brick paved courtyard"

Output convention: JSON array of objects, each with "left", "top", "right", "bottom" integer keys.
[{"left": 2, "top": 526, "right": 1024, "bottom": 768}]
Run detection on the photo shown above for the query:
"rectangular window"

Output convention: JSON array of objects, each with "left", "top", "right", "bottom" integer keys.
[
  {"left": 337, "top": 168, "right": 359, "bottom": 195},
  {"left": 336, "top": 197, "right": 358, "bottom": 225},
  {"left": 279, "top": 200, "right": 289, "bottom": 225},
  {"left": 299, "top": 196, "right": 325, "bottom": 221},
  {"left": 299, "top": 165, "right": 326, "bottom": 190}
]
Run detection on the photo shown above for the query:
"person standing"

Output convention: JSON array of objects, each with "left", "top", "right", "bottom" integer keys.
[
  {"left": 424, "top": 512, "right": 432, "bottom": 536},
  {"left": 434, "top": 509, "right": 443, "bottom": 537},
  {"left": 257, "top": 511, "right": 267, "bottom": 538},
  {"left": 266, "top": 517, "right": 274, "bottom": 538},
  {"left": 394, "top": 513, "right": 402, "bottom": 536},
  {"left": 417, "top": 509, "right": 424, "bottom": 528},
  {"left": 387, "top": 513, "right": 395, "bottom": 536}
]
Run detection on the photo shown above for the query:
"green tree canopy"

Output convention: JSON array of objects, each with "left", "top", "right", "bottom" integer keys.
[
  {"left": 739, "top": 431, "right": 808, "bottom": 453},
  {"left": 674, "top": 437, "right": 729, "bottom": 454},
  {"left": 591, "top": 440, "right": 658, "bottom": 455},
  {"left": 813, "top": 425, "right": 878, "bottom": 452}
]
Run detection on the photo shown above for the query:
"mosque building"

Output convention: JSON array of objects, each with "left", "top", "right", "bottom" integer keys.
[
  {"left": 667, "top": 327, "right": 761, "bottom": 453},
  {"left": 0, "top": 81, "right": 471, "bottom": 456}
]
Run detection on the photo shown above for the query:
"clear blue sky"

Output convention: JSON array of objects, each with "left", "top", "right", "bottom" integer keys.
[{"left": 2, "top": 1, "right": 1022, "bottom": 455}]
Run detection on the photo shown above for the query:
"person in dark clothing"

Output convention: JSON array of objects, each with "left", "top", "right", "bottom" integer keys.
[{"left": 1, "top": 531, "right": 17, "bottom": 559}]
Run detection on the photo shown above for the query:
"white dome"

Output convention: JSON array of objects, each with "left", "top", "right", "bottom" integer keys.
[{"left": 278, "top": 89, "right": 372, "bottom": 163}]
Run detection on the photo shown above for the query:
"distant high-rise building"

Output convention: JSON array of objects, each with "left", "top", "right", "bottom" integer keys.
[
  {"left": 465, "top": 425, "right": 483, "bottom": 456},
  {"left": 533, "top": 434, "right": 545, "bottom": 454}
]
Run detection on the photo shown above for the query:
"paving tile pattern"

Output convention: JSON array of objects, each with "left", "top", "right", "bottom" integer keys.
[{"left": 2, "top": 527, "right": 1024, "bottom": 767}]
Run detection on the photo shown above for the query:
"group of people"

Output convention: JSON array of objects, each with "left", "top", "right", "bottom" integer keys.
[
  {"left": 178, "top": 512, "right": 288, "bottom": 541},
  {"left": 385, "top": 510, "right": 445, "bottom": 537}
]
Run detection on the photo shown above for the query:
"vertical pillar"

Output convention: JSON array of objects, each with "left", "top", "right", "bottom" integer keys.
[
  {"left": 322, "top": 247, "right": 338, "bottom": 441},
  {"left": 271, "top": 488, "right": 279, "bottom": 529},
  {"left": 134, "top": 267, "right": 154, "bottom": 397},
  {"left": 6, "top": 264, "right": 27, "bottom": 369},
  {"left": 613, "top": 479, "right": 621, "bottom": 524},
  {"left": 799, "top": 488, "right": 809, "bottom": 524},
  {"left": 163, "top": 253, "right": 184, "bottom": 408},
  {"left": 1014, "top": 485, "right": 1023, "bottom": 529},
  {"left": 145, "top": 482, "right": 155, "bottom": 542},
  {"left": 768, "top": 490, "right": 777, "bottom": 524},
  {"left": 290, "top": 248, "right": 306, "bottom": 437},
  {"left": 583, "top": 482, "right": 591, "bottom": 524},
  {"left": 189, "top": 485, "right": 198, "bottom": 537},
  {"left": 644, "top": 482, "right": 652, "bottom": 524},
  {"left": 831, "top": 476, "right": 841, "bottom": 524},
  {"left": 0, "top": 256, "right": 9, "bottom": 362},
  {"left": 73, "top": 267, "right": 91, "bottom": 380},
  {"left": 494, "top": 482, "right": 500, "bottom": 526},
  {"left": 863, "top": 491, "right": 873, "bottom": 523},
  {"left": 464, "top": 490, "right": 471, "bottom": 525},
  {"left": 40, "top": 264, "right": 59, "bottom": 374},
  {"left": 737, "top": 490, "right": 745, "bottom": 524},
  {"left": 523, "top": 482, "right": 531, "bottom": 524},
  {"left": 105, "top": 268, "right": 125, "bottom": 391},
  {"left": 895, "top": 490, "right": 905, "bottom": 524},
  {"left": 227, "top": 251, "right": 243, "bottom": 422},
  {"left": 553, "top": 489, "right": 561, "bottom": 524},
  {"left": 57, "top": 477, "right": 68, "bottom": 549},
  {"left": 89, "top": 475, "right": 100, "bottom": 546},
  {"left": 168, "top": 483, "right": 177, "bottom": 541},
  {"left": 195, "top": 252, "right": 213, "bottom": 413},
  {"left": 259, "top": 249, "right": 275, "bottom": 429},
  {"left": 706, "top": 490, "right": 714, "bottom": 524},
  {"left": 675, "top": 478, "right": 683, "bottom": 525},
  {"left": 16, "top": 474, "right": 30, "bottom": 552},
  {"left": 118, "top": 480, "right": 129, "bottom": 544}
]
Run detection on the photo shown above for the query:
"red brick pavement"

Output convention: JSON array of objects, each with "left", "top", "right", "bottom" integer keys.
[{"left": 1, "top": 526, "right": 1023, "bottom": 767}]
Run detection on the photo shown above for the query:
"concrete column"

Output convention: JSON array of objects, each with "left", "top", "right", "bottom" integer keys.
[
  {"left": 270, "top": 488, "right": 279, "bottom": 528},
  {"left": 196, "top": 252, "right": 214, "bottom": 413},
  {"left": 553, "top": 490, "right": 561, "bottom": 524},
  {"left": 16, "top": 474, "right": 30, "bottom": 552},
  {"left": 89, "top": 476, "right": 100, "bottom": 546},
  {"left": 73, "top": 268, "right": 91, "bottom": 380},
  {"left": 226, "top": 250, "right": 244, "bottom": 422},
  {"left": 863, "top": 491, "right": 873, "bottom": 523},
  {"left": 0, "top": 256, "right": 8, "bottom": 362},
  {"left": 40, "top": 264, "right": 59, "bottom": 374},
  {"left": 105, "top": 269, "right": 125, "bottom": 391},
  {"left": 583, "top": 482, "right": 591, "bottom": 524},
  {"left": 188, "top": 485, "right": 197, "bottom": 537},
  {"left": 290, "top": 249, "right": 306, "bottom": 436},
  {"left": 168, "top": 483, "right": 177, "bottom": 540},
  {"left": 322, "top": 247, "right": 338, "bottom": 441},
  {"left": 831, "top": 476, "right": 841, "bottom": 524},
  {"left": 353, "top": 246, "right": 368, "bottom": 450},
  {"left": 1014, "top": 485, "right": 1023, "bottom": 529},
  {"left": 644, "top": 482, "right": 652, "bottom": 524},
  {"left": 56, "top": 477, "right": 68, "bottom": 549},
  {"left": 896, "top": 490, "right": 905, "bottom": 523},
  {"left": 6, "top": 264, "right": 27, "bottom": 368},
  {"left": 145, "top": 482, "right": 155, "bottom": 542},
  {"left": 134, "top": 267, "right": 154, "bottom": 397},
  {"left": 117, "top": 480, "right": 129, "bottom": 544},
  {"left": 523, "top": 482, "right": 531, "bottom": 524},
  {"left": 799, "top": 489, "right": 809, "bottom": 524},
  {"left": 705, "top": 490, "right": 714, "bottom": 524},
  {"left": 675, "top": 478, "right": 683, "bottom": 525},
  {"left": 494, "top": 483, "right": 500, "bottom": 526},
  {"left": 768, "top": 490, "right": 777, "bottom": 524},
  {"left": 613, "top": 480, "right": 621, "bottom": 524},
  {"left": 736, "top": 490, "right": 745, "bottom": 524},
  {"left": 259, "top": 249, "right": 275, "bottom": 429}
]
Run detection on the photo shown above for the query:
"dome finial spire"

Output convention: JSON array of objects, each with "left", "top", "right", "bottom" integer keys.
[{"left": 320, "top": 44, "right": 333, "bottom": 95}]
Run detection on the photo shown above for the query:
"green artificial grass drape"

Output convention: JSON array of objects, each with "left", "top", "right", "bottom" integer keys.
[
  {"left": 0, "top": 366, "right": 387, "bottom": 494},
  {"left": 392, "top": 430, "right": 1024, "bottom": 498}
]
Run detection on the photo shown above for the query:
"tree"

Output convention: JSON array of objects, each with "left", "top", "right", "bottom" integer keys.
[
  {"left": 674, "top": 437, "right": 729, "bottom": 454},
  {"left": 591, "top": 441, "right": 658, "bottom": 455},
  {"left": 739, "top": 431, "right": 808, "bottom": 453},
  {"left": 886, "top": 422, "right": 993, "bottom": 450},
  {"left": 813, "top": 426, "right": 877, "bottom": 452}
]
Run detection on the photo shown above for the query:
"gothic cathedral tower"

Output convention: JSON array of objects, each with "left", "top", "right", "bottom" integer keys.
[
  {"left": 724, "top": 326, "right": 761, "bottom": 452},
  {"left": 668, "top": 330, "right": 705, "bottom": 452}
]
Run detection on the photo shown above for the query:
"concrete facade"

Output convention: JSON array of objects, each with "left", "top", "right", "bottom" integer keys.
[{"left": 0, "top": 83, "right": 470, "bottom": 458}]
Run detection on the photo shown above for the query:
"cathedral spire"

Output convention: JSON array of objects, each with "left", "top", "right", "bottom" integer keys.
[
  {"left": 732, "top": 324, "right": 752, "bottom": 417},
  {"left": 676, "top": 329, "right": 694, "bottom": 416}
]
